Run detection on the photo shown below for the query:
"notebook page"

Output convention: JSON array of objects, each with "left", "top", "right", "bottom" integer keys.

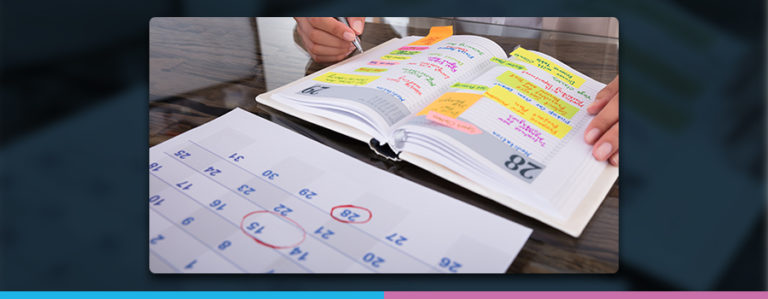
[
  {"left": 149, "top": 108, "right": 532, "bottom": 273},
  {"left": 394, "top": 50, "right": 612, "bottom": 219},
  {"left": 275, "top": 35, "right": 505, "bottom": 130}
]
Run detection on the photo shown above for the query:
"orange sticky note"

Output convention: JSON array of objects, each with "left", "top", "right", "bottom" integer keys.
[
  {"left": 417, "top": 92, "right": 483, "bottom": 118},
  {"left": 410, "top": 26, "right": 453, "bottom": 46}
]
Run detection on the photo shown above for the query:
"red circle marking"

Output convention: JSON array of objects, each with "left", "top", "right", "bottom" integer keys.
[
  {"left": 330, "top": 205, "right": 373, "bottom": 224},
  {"left": 239, "top": 210, "right": 306, "bottom": 249}
]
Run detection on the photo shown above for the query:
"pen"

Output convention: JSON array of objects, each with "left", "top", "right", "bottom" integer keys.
[{"left": 336, "top": 17, "right": 364, "bottom": 53}]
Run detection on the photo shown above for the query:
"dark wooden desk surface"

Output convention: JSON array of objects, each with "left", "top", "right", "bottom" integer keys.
[{"left": 149, "top": 17, "right": 619, "bottom": 273}]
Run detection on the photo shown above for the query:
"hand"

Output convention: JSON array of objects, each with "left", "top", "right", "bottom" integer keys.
[
  {"left": 584, "top": 76, "right": 619, "bottom": 166},
  {"left": 294, "top": 17, "right": 365, "bottom": 63}
]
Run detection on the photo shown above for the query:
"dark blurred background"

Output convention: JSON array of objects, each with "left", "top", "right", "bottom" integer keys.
[{"left": 0, "top": 0, "right": 765, "bottom": 291}]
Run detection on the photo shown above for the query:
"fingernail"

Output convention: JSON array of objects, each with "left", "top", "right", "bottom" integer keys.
[
  {"left": 342, "top": 31, "right": 355, "bottom": 41},
  {"left": 611, "top": 153, "right": 619, "bottom": 166},
  {"left": 595, "top": 142, "right": 613, "bottom": 161},
  {"left": 585, "top": 128, "right": 600, "bottom": 144},
  {"left": 351, "top": 20, "right": 363, "bottom": 34}
]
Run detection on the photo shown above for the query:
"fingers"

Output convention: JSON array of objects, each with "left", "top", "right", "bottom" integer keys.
[
  {"left": 307, "top": 17, "right": 356, "bottom": 42},
  {"left": 295, "top": 17, "right": 358, "bottom": 62},
  {"left": 309, "top": 48, "right": 355, "bottom": 63},
  {"left": 347, "top": 17, "right": 365, "bottom": 35},
  {"left": 299, "top": 33, "right": 355, "bottom": 56},
  {"left": 584, "top": 87, "right": 619, "bottom": 165},
  {"left": 296, "top": 17, "right": 352, "bottom": 47},
  {"left": 584, "top": 75, "right": 619, "bottom": 166},
  {"left": 587, "top": 76, "right": 618, "bottom": 115},
  {"left": 298, "top": 24, "right": 353, "bottom": 48},
  {"left": 584, "top": 93, "right": 618, "bottom": 145},
  {"left": 592, "top": 123, "right": 619, "bottom": 165}
]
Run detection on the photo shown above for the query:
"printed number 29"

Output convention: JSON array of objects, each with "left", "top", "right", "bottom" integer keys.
[{"left": 504, "top": 154, "right": 543, "bottom": 181}]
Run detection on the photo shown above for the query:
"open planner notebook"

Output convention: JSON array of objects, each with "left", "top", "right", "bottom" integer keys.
[{"left": 257, "top": 26, "right": 619, "bottom": 237}]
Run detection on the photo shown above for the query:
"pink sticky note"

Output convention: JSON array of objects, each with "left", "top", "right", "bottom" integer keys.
[
  {"left": 426, "top": 111, "right": 482, "bottom": 134},
  {"left": 398, "top": 46, "right": 429, "bottom": 51}
]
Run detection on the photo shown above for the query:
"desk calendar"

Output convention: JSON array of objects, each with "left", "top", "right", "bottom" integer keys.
[{"left": 149, "top": 108, "right": 531, "bottom": 273}]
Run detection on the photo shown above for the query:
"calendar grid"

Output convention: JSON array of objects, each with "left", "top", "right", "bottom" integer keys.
[
  {"left": 186, "top": 139, "right": 447, "bottom": 273},
  {"left": 150, "top": 202, "right": 249, "bottom": 273},
  {"left": 159, "top": 152, "right": 387, "bottom": 273},
  {"left": 150, "top": 171, "right": 316, "bottom": 273}
]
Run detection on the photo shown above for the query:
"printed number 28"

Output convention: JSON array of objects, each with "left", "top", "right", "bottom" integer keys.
[{"left": 504, "top": 154, "right": 542, "bottom": 180}]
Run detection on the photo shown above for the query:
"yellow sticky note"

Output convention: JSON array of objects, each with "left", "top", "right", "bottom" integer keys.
[
  {"left": 484, "top": 85, "right": 572, "bottom": 138},
  {"left": 381, "top": 55, "right": 411, "bottom": 61},
  {"left": 389, "top": 50, "right": 421, "bottom": 55},
  {"left": 313, "top": 72, "right": 380, "bottom": 86},
  {"left": 410, "top": 26, "right": 453, "bottom": 46},
  {"left": 509, "top": 47, "right": 585, "bottom": 88},
  {"left": 490, "top": 57, "right": 526, "bottom": 70},
  {"left": 354, "top": 67, "right": 388, "bottom": 73},
  {"left": 496, "top": 71, "right": 579, "bottom": 119},
  {"left": 417, "top": 92, "right": 483, "bottom": 118}
]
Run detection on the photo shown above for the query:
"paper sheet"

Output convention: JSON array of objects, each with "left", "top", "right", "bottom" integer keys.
[{"left": 149, "top": 108, "right": 531, "bottom": 273}]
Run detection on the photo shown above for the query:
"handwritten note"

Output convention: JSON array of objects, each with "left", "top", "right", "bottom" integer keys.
[
  {"left": 354, "top": 67, "right": 388, "bottom": 73},
  {"left": 436, "top": 45, "right": 475, "bottom": 59},
  {"left": 399, "top": 46, "right": 429, "bottom": 51},
  {"left": 484, "top": 85, "right": 572, "bottom": 138},
  {"left": 498, "top": 114, "right": 546, "bottom": 147},
  {"left": 386, "top": 75, "right": 424, "bottom": 95},
  {"left": 496, "top": 71, "right": 579, "bottom": 119},
  {"left": 313, "top": 72, "right": 380, "bottom": 86},
  {"left": 381, "top": 55, "right": 411, "bottom": 61},
  {"left": 427, "top": 111, "right": 482, "bottom": 134},
  {"left": 390, "top": 50, "right": 421, "bottom": 55},
  {"left": 450, "top": 82, "right": 489, "bottom": 91},
  {"left": 368, "top": 60, "right": 399, "bottom": 66},
  {"left": 410, "top": 26, "right": 453, "bottom": 46},
  {"left": 490, "top": 57, "right": 526, "bottom": 70},
  {"left": 417, "top": 92, "right": 483, "bottom": 118},
  {"left": 510, "top": 47, "right": 585, "bottom": 88}
]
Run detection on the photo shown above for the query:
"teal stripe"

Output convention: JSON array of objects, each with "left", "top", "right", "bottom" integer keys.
[{"left": 0, "top": 292, "right": 384, "bottom": 299}]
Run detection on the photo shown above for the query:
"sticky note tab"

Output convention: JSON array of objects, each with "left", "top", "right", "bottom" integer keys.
[
  {"left": 496, "top": 71, "right": 579, "bottom": 119},
  {"left": 354, "top": 67, "right": 388, "bottom": 73},
  {"left": 509, "top": 47, "right": 585, "bottom": 88},
  {"left": 399, "top": 46, "right": 429, "bottom": 51},
  {"left": 417, "top": 92, "right": 483, "bottom": 118},
  {"left": 426, "top": 111, "right": 482, "bottom": 135},
  {"left": 410, "top": 26, "right": 453, "bottom": 46},
  {"left": 450, "top": 82, "right": 489, "bottom": 91},
  {"left": 381, "top": 55, "right": 411, "bottom": 61},
  {"left": 368, "top": 60, "right": 399, "bottom": 66},
  {"left": 490, "top": 57, "right": 526, "bottom": 70},
  {"left": 389, "top": 50, "right": 421, "bottom": 55},
  {"left": 484, "top": 85, "right": 572, "bottom": 138},
  {"left": 313, "top": 72, "right": 380, "bottom": 86}
]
